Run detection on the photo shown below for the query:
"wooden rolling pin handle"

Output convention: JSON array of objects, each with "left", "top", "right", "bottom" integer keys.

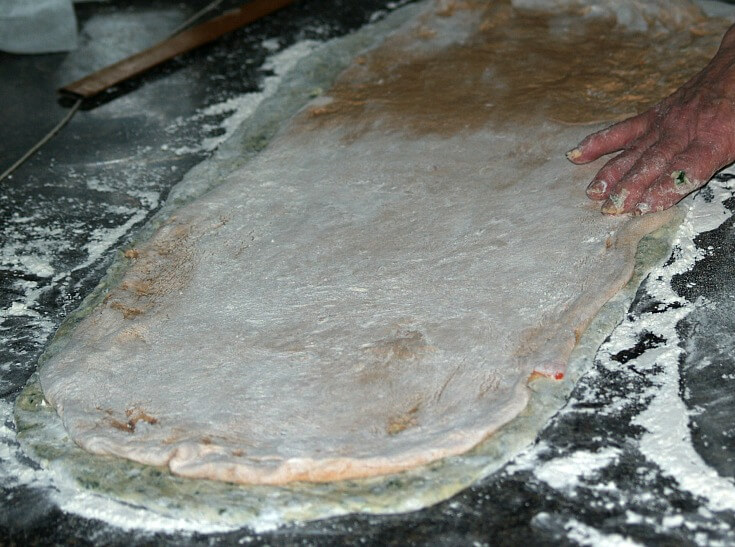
[{"left": 60, "top": 0, "right": 296, "bottom": 99}]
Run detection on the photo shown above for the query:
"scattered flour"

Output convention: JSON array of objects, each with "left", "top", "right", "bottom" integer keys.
[
  {"left": 0, "top": 400, "right": 48, "bottom": 489},
  {"left": 625, "top": 180, "right": 735, "bottom": 514},
  {"left": 81, "top": 208, "right": 150, "bottom": 271},
  {"left": 564, "top": 517, "right": 643, "bottom": 546},
  {"left": 172, "top": 40, "right": 321, "bottom": 156},
  {"left": 261, "top": 37, "right": 280, "bottom": 52},
  {"left": 0, "top": 215, "right": 57, "bottom": 278},
  {"left": 534, "top": 447, "right": 620, "bottom": 491},
  {"left": 2, "top": 302, "right": 41, "bottom": 318}
]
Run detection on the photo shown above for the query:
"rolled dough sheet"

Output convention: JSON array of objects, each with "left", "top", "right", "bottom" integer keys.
[{"left": 39, "top": 0, "right": 722, "bottom": 485}]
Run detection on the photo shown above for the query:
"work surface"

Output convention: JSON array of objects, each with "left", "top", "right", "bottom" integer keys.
[{"left": 2, "top": 0, "right": 735, "bottom": 544}]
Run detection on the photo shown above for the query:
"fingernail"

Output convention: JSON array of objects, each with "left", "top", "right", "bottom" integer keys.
[
  {"left": 633, "top": 202, "right": 650, "bottom": 216},
  {"left": 566, "top": 148, "right": 582, "bottom": 161},
  {"left": 601, "top": 191, "right": 627, "bottom": 215},
  {"left": 586, "top": 179, "right": 607, "bottom": 197}
]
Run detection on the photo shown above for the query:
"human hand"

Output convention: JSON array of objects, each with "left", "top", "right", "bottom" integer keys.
[{"left": 566, "top": 24, "right": 735, "bottom": 215}]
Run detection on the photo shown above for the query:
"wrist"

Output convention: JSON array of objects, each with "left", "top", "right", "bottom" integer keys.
[
  {"left": 718, "top": 24, "right": 735, "bottom": 54},
  {"left": 701, "top": 25, "right": 735, "bottom": 89}
]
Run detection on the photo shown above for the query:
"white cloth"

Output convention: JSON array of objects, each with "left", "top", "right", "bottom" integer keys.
[{"left": 0, "top": 0, "right": 77, "bottom": 54}]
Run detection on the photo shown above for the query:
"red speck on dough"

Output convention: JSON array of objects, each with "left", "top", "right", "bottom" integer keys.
[{"left": 529, "top": 368, "right": 566, "bottom": 382}]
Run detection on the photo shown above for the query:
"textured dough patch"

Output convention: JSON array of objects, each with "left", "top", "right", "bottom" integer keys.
[
  {"left": 39, "top": 0, "right": 704, "bottom": 485},
  {"left": 301, "top": 0, "right": 726, "bottom": 136}
]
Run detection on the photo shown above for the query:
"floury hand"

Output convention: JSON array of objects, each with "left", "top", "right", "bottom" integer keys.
[{"left": 568, "top": 24, "right": 735, "bottom": 215}]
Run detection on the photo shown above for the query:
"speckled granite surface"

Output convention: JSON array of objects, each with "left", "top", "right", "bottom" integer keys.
[{"left": 2, "top": 1, "right": 735, "bottom": 544}]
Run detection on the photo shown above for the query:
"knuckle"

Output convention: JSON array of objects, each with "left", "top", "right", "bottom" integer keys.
[
  {"left": 632, "top": 151, "right": 669, "bottom": 180},
  {"left": 604, "top": 154, "right": 635, "bottom": 175}
]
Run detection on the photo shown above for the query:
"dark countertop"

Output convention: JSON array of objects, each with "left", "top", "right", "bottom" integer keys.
[{"left": 2, "top": 1, "right": 735, "bottom": 544}]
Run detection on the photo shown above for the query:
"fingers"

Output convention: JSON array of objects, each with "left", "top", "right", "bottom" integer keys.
[
  {"left": 600, "top": 136, "right": 687, "bottom": 214},
  {"left": 585, "top": 132, "right": 658, "bottom": 200},
  {"left": 634, "top": 143, "right": 723, "bottom": 214},
  {"left": 566, "top": 111, "right": 652, "bottom": 164}
]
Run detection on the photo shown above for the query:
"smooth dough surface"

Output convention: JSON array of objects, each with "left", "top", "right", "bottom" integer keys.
[{"left": 40, "top": 0, "right": 719, "bottom": 484}]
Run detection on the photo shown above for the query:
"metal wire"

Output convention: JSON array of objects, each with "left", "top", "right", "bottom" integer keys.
[
  {"left": 171, "top": 0, "right": 225, "bottom": 35},
  {"left": 0, "top": 98, "right": 82, "bottom": 183}
]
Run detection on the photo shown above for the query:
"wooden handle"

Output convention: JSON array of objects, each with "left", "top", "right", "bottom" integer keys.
[{"left": 60, "top": 0, "right": 297, "bottom": 99}]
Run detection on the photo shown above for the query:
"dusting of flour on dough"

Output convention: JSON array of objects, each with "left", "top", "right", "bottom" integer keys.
[{"left": 39, "top": 0, "right": 678, "bottom": 486}]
